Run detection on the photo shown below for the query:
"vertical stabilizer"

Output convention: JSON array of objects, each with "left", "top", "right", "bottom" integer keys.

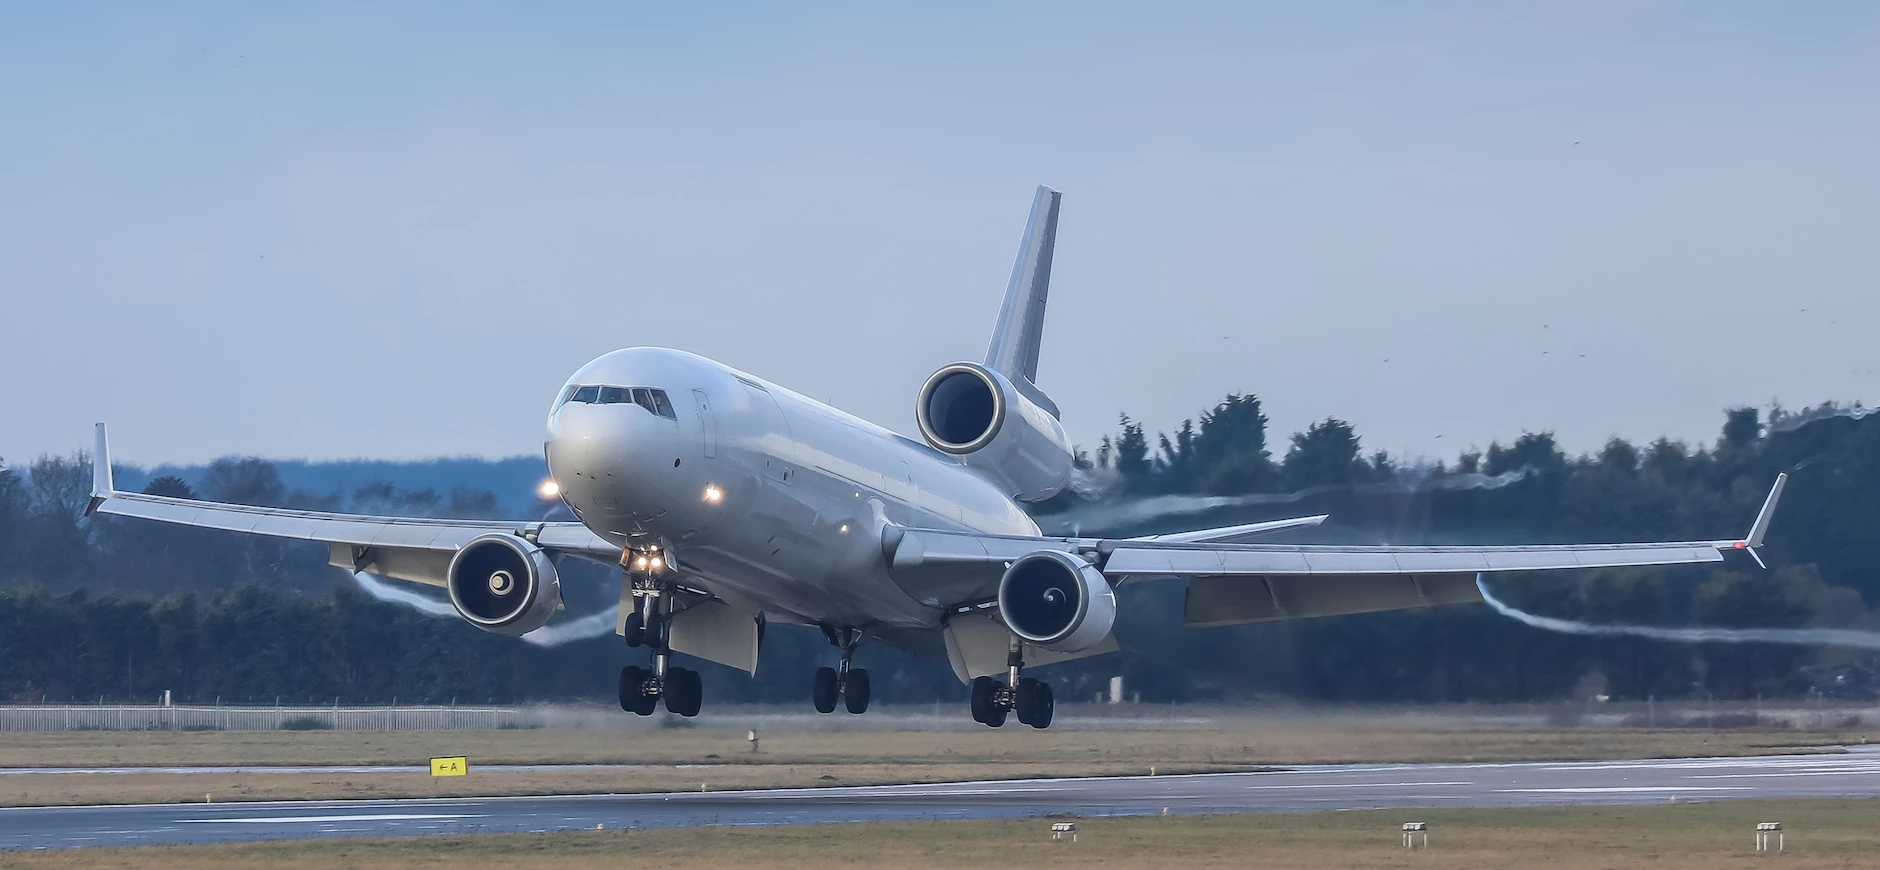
[{"left": 984, "top": 185, "right": 1061, "bottom": 418}]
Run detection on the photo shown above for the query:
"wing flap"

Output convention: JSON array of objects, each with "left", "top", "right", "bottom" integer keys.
[{"left": 1185, "top": 572, "right": 1484, "bottom": 628}]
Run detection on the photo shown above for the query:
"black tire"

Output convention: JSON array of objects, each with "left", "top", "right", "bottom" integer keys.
[
  {"left": 668, "top": 667, "right": 703, "bottom": 717},
  {"left": 623, "top": 611, "right": 644, "bottom": 648},
  {"left": 1028, "top": 682, "right": 1054, "bottom": 730},
  {"left": 969, "top": 676, "right": 997, "bottom": 724},
  {"left": 1014, "top": 677, "right": 1041, "bottom": 725},
  {"left": 843, "top": 668, "right": 871, "bottom": 714},
  {"left": 812, "top": 667, "right": 839, "bottom": 714},
  {"left": 618, "top": 666, "right": 643, "bottom": 712},
  {"left": 622, "top": 666, "right": 657, "bottom": 716},
  {"left": 983, "top": 703, "right": 1007, "bottom": 728}
]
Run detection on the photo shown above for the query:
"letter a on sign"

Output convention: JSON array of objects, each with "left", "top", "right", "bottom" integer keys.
[{"left": 430, "top": 756, "right": 468, "bottom": 777}]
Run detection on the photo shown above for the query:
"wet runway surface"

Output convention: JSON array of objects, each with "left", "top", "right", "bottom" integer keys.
[
  {"left": 0, "top": 763, "right": 701, "bottom": 776},
  {"left": 6, "top": 748, "right": 1880, "bottom": 851}
]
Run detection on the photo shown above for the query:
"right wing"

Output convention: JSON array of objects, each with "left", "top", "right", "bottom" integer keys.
[
  {"left": 86, "top": 424, "right": 618, "bottom": 588},
  {"left": 886, "top": 473, "right": 1788, "bottom": 627}
]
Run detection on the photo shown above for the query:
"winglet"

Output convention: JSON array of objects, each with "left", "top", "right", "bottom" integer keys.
[
  {"left": 85, "top": 423, "right": 114, "bottom": 517},
  {"left": 1726, "top": 473, "right": 1786, "bottom": 569},
  {"left": 1746, "top": 473, "right": 1786, "bottom": 549}
]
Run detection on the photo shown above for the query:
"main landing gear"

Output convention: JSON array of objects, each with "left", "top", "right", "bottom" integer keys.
[
  {"left": 616, "top": 545, "right": 703, "bottom": 718},
  {"left": 812, "top": 627, "right": 870, "bottom": 714},
  {"left": 970, "top": 641, "right": 1053, "bottom": 729}
]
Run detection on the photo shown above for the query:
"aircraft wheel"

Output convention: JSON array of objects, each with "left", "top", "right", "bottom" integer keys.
[
  {"left": 667, "top": 667, "right": 703, "bottom": 718},
  {"left": 969, "top": 676, "right": 996, "bottom": 724},
  {"left": 618, "top": 666, "right": 643, "bottom": 712},
  {"left": 812, "top": 667, "right": 839, "bottom": 714},
  {"left": 1028, "top": 682, "right": 1054, "bottom": 730},
  {"left": 1014, "top": 677, "right": 1041, "bottom": 726},
  {"left": 623, "top": 612, "right": 645, "bottom": 648},
  {"left": 843, "top": 668, "right": 871, "bottom": 714},
  {"left": 621, "top": 666, "right": 657, "bottom": 716}
]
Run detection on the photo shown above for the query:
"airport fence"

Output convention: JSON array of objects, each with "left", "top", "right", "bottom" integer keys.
[{"left": 0, "top": 703, "right": 527, "bottom": 732}]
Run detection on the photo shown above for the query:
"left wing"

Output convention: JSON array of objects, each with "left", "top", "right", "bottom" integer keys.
[
  {"left": 888, "top": 473, "right": 1787, "bottom": 628},
  {"left": 85, "top": 424, "right": 619, "bottom": 587}
]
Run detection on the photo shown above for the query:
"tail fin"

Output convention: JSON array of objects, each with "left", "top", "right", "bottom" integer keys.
[{"left": 984, "top": 185, "right": 1062, "bottom": 418}]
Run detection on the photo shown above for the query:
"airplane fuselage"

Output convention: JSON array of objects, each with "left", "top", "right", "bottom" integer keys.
[{"left": 545, "top": 347, "right": 1039, "bottom": 630}]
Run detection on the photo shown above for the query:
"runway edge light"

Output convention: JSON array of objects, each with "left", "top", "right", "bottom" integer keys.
[{"left": 431, "top": 756, "right": 468, "bottom": 777}]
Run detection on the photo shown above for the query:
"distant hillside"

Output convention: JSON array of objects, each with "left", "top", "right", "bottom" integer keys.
[{"left": 114, "top": 455, "right": 550, "bottom": 515}]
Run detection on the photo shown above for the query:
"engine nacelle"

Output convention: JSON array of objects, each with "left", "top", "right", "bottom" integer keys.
[
  {"left": 915, "top": 362, "right": 1073, "bottom": 502},
  {"left": 446, "top": 534, "right": 562, "bottom": 636},
  {"left": 997, "top": 550, "right": 1116, "bottom": 653}
]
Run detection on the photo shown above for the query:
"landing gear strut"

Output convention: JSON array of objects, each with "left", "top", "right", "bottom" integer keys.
[
  {"left": 813, "top": 627, "right": 870, "bottom": 714},
  {"left": 615, "top": 545, "right": 703, "bottom": 718},
  {"left": 970, "top": 639, "right": 1053, "bottom": 729}
]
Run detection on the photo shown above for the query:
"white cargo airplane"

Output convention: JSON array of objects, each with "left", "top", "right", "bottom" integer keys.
[{"left": 88, "top": 187, "right": 1787, "bottom": 728}]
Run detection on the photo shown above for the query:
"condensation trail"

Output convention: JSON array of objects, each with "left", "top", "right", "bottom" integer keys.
[
  {"left": 350, "top": 571, "right": 457, "bottom": 618},
  {"left": 1047, "top": 467, "right": 1536, "bottom": 532},
  {"left": 1767, "top": 404, "right": 1878, "bottom": 434},
  {"left": 1475, "top": 574, "right": 1880, "bottom": 650},
  {"left": 350, "top": 572, "right": 620, "bottom": 648},
  {"left": 517, "top": 604, "right": 621, "bottom": 648}
]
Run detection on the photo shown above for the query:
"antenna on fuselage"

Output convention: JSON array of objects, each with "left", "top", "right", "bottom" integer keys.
[{"left": 984, "top": 185, "right": 1062, "bottom": 419}]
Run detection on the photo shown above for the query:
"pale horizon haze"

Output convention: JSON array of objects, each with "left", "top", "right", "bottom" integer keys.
[{"left": 3, "top": 3, "right": 1876, "bottom": 469}]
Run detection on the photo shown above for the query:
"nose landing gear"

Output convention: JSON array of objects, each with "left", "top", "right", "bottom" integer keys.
[
  {"left": 812, "top": 627, "right": 870, "bottom": 714},
  {"left": 616, "top": 545, "right": 703, "bottom": 718},
  {"left": 969, "top": 641, "right": 1054, "bottom": 729}
]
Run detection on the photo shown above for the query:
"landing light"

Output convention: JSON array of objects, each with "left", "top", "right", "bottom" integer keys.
[
  {"left": 636, "top": 556, "right": 648, "bottom": 569},
  {"left": 651, "top": 556, "right": 664, "bottom": 570},
  {"left": 703, "top": 484, "right": 723, "bottom": 503},
  {"left": 538, "top": 480, "right": 561, "bottom": 499}
]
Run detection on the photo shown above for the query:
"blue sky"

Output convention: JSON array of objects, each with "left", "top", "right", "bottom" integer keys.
[{"left": 3, "top": 2, "right": 1876, "bottom": 465}]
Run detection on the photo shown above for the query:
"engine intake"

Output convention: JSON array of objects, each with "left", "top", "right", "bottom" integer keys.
[
  {"left": 997, "top": 550, "right": 1116, "bottom": 652},
  {"left": 447, "top": 534, "right": 561, "bottom": 636},
  {"left": 915, "top": 363, "right": 1073, "bottom": 502}
]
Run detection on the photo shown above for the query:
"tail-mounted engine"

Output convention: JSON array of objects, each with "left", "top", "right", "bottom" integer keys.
[
  {"left": 915, "top": 362, "right": 1073, "bottom": 502},
  {"left": 447, "top": 534, "right": 562, "bottom": 636},
  {"left": 997, "top": 550, "right": 1116, "bottom": 652}
]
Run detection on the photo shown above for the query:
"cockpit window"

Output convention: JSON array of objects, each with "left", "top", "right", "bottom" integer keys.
[
  {"left": 553, "top": 385, "right": 579, "bottom": 412},
  {"left": 559, "top": 385, "right": 677, "bottom": 420}
]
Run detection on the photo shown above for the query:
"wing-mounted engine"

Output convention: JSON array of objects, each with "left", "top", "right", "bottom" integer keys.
[
  {"left": 915, "top": 362, "right": 1073, "bottom": 502},
  {"left": 446, "top": 534, "right": 562, "bottom": 636},
  {"left": 997, "top": 550, "right": 1116, "bottom": 652}
]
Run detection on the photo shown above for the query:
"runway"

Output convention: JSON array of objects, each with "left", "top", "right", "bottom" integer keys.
[{"left": 6, "top": 748, "right": 1880, "bottom": 851}]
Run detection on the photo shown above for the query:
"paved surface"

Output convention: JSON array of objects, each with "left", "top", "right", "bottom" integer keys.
[
  {"left": 0, "top": 764, "right": 700, "bottom": 776},
  {"left": 6, "top": 748, "right": 1880, "bottom": 851}
]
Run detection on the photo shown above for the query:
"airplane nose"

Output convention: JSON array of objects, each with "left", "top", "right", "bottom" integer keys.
[{"left": 545, "top": 404, "right": 613, "bottom": 486}]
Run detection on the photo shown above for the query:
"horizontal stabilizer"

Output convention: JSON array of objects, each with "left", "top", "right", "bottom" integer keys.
[{"left": 1128, "top": 514, "right": 1328, "bottom": 545}]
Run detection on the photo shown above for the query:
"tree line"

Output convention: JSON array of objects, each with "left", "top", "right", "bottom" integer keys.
[{"left": 1, "top": 397, "right": 1876, "bottom": 707}]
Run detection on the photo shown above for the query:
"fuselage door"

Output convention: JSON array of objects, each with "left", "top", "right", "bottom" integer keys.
[{"left": 693, "top": 389, "right": 717, "bottom": 459}]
